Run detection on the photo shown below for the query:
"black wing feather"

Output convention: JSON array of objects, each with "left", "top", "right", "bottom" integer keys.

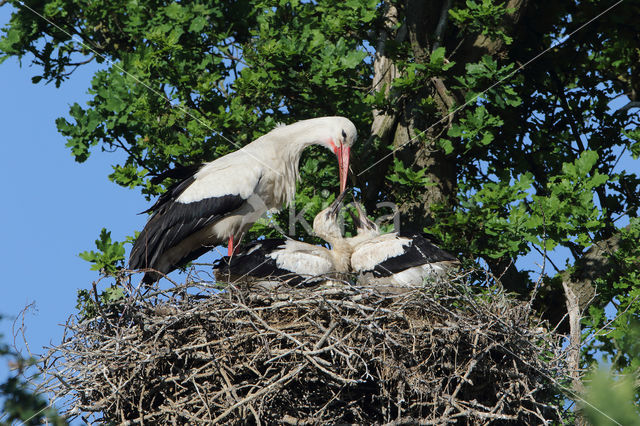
[
  {"left": 214, "top": 239, "right": 306, "bottom": 285},
  {"left": 372, "top": 233, "right": 458, "bottom": 277},
  {"left": 149, "top": 163, "right": 203, "bottom": 186},
  {"left": 130, "top": 192, "right": 246, "bottom": 273},
  {"left": 140, "top": 173, "right": 198, "bottom": 215}
]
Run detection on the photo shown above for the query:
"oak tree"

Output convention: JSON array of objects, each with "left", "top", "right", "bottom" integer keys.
[{"left": 2, "top": 0, "right": 639, "bottom": 414}]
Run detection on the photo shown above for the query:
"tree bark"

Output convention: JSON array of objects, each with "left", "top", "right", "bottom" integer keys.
[
  {"left": 366, "top": 1, "right": 459, "bottom": 229},
  {"left": 366, "top": 2, "right": 627, "bottom": 339},
  {"left": 457, "top": 0, "right": 530, "bottom": 64},
  {"left": 366, "top": 0, "right": 532, "bottom": 229},
  {"left": 562, "top": 279, "right": 588, "bottom": 426},
  {"left": 400, "top": 1, "right": 457, "bottom": 228},
  {"left": 361, "top": 2, "right": 403, "bottom": 214}
]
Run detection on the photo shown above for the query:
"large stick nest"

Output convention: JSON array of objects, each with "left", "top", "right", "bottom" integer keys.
[{"left": 39, "top": 271, "right": 566, "bottom": 424}]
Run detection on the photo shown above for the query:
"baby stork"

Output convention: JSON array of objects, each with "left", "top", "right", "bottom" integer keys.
[
  {"left": 347, "top": 202, "right": 459, "bottom": 287},
  {"left": 214, "top": 191, "right": 351, "bottom": 288}
]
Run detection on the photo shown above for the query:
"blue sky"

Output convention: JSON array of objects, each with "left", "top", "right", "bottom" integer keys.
[
  {"left": 1, "top": 2, "right": 638, "bottom": 418},
  {"left": 0, "top": 6, "right": 149, "bottom": 388}
]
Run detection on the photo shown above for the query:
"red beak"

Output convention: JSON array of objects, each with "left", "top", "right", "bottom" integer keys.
[{"left": 336, "top": 145, "right": 350, "bottom": 192}]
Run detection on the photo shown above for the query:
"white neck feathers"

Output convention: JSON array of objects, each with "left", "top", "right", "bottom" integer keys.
[{"left": 247, "top": 118, "right": 340, "bottom": 207}]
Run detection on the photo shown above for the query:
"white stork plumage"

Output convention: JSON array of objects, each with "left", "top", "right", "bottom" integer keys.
[
  {"left": 346, "top": 202, "right": 459, "bottom": 287},
  {"left": 213, "top": 191, "right": 351, "bottom": 287},
  {"left": 130, "top": 117, "right": 357, "bottom": 283}
]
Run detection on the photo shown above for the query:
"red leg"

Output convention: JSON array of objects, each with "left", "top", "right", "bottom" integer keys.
[{"left": 228, "top": 235, "right": 234, "bottom": 256}]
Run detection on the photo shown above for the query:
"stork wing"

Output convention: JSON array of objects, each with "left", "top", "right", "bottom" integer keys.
[
  {"left": 351, "top": 232, "right": 457, "bottom": 277},
  {"left": 130, "top": 161, "right": 261, "bottom": 272},
  {"left": 131, "top": 194, "right": 247, "bottom": 270},
  {"left": 214, "top": 239, "right": 294, "bottom": 282},
  {"left": 214, "top": 239, "right": 335, "bottom": 285}
]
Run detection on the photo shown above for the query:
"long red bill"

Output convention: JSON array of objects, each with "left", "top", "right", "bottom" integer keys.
[{"left": 337, "top": 145, "right": 350, "bottom": 193}]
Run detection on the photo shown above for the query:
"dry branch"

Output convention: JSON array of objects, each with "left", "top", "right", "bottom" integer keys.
[{"left": 37, "top": 271, "right": 566, "bottom": 424}]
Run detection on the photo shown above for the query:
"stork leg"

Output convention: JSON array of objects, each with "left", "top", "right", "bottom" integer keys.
[{"left": 228, "top": 235, "right": 234, "bottom": 256}]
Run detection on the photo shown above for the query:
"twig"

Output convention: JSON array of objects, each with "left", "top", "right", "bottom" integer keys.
[{"left": 33, "top": 269, "right": 566, "bottom": 424}]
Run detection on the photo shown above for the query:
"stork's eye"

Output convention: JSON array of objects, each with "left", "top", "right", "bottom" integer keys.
[{"left": 341, "top": 129, "right": 347, "bottom": 140}]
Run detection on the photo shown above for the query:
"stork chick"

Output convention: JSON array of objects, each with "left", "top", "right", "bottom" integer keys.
[
  {"left": 214, "top": 190, "right": 352, "bottom": 287},
  {"left": 347, "top": 202, "right": 460, "bottom": 287}
]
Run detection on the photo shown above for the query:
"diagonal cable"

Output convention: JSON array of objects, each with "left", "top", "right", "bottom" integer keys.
[
  {"left": 358, "top": 0, "right": 625, "bottom": 177},
  {"left": 12, "top": 0, "right": 283, "bottom": 177}
]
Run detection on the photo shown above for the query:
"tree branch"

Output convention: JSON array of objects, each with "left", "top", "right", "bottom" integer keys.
[
  {"left": 540, "top": 227, "right": 630, "bottom": 332},
  {"left": 361, "top": 2, "right": 403, "bottom": 212},
  {"left": 432, "top": 0, "right": 452, "bottom": 52},
  {"left": 559, "top": 230, "right": 625, "bottom": 311},
  {"left": 562, "top": 279, "right": 587, "bottom": 425},
  {"left": 455, "top": 0, "right": 530, "bottom": 63}
]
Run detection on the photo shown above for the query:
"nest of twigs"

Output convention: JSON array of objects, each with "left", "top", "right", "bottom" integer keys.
[{"left": 39, "top": 270, "right": 566, "bottom": 424}]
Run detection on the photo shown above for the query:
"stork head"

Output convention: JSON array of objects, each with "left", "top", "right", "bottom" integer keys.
[
  {"left": 348, "top": 201, "right": 379, "bottom": 237},
  {"left": 313, "top": 190, "right": 348, "bottom": 242},
  {"left": 321, "top": 117, "right": 357, "bottom": 193}
]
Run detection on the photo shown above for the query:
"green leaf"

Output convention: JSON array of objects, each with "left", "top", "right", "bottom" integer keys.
[
  {"left": 341, "top": 49, "right": 367, "bottom": 69},
  {"left": 575, "top": 150, "right": 598, "bottom": 175},
  {"left": 189, "top": 16, "right": 208, "bottom": 33},
  {"left": 79, "top": 228, "right": 126, "bottom": 275},
  {"left": 430, "top": 47, "right": 445, "bottom": 65},
  {"left": 440, "top": 138, "right": 455, "bottom": 155}
]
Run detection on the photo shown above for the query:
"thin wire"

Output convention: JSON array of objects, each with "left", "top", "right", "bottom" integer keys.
[
  {"left": 16, "top": 398, "right": 56, "bottom": 426},
  {"left": 9, "top": 1, "right": 628, "bottom": 421},
  {"left": 440, "top": 269, "right": 623, "bottom": 424},
  {"left": 346, "top": 215, "right": 622, "bottom": 424},
  {"left": 377, "top": 270, "right": 622, "bottom": 423},
  {"left": 498, "top": 340, "right": 622, "bottom": 425},
  {"left": 441, "top": 269, "right": 627, "bottom": 424},
  {"left": 13, "top": 0, "right": 283, "bottom": 177},
  {"left": 349, "top": 5, "right": 627, "bottom": 420},
  {"left": 358, "top": 0, "right": 625, "bottom": 177}
]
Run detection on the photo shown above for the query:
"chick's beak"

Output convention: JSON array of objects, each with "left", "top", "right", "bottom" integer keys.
[
  {"left": 350, "top": 201, "right": 376, "bottom": 231},
  {"left": 329, "top": 189, "right": 348, "bottom": 218}
]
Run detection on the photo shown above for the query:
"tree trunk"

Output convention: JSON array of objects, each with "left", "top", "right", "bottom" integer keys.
[
  {"left": 367, "top": 2, "right": 623, "bottom": 338},
  {"left": 366, "top": 0, "right": 531, "bottom": 230},
  {"left": 361, "top": 2, "right": 403, "bottom": 214},
  {"left": 365, "top": 1, "right": 458, "bottom": 230}
]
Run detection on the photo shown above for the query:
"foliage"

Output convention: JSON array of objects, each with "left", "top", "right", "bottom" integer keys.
[
  {"left": 76, "top": 229, "right": 127, "bottom": 319},
  {"left": 387, "top": 157, "right": 435, "bottom": 203},
  {"left": 2, "top": 0, "right": 640, "bottom": 419},
  {"left": 449, "top": 0, "right": 515, "bottom": 45},
  {"left": 583, "top": 219, "right": 640, "bottom": 379},
  {"left": 78, "top": 228, "right": 126, "bottom": 275},
  {"left": 0, "top": 317, "right": 66, "bottom": 425},
  {"left": 75, "top": 285, "right": 126, "bottom": 320},
  {"left": 582, "top": 367, "right": 640, "bottom": 426}
]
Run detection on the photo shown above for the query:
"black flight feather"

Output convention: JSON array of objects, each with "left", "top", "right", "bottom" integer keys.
[
  {"left": 370, "top": 232, "right": 458, "bottom": 278},
  {"left": 214, "top": 239, "right": 306, "bottom": 286},
  {"left": 140, "top": 173, "right": 198, "bottom": 215},
  {"left": 149, "top": 163, "right": 203, "bottom": 186},
  {"left": 130, "top": 192, "right": 246, "bottom": 282}
]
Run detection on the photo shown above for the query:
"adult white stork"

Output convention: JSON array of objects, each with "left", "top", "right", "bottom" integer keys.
[
  {"left": 130, "top": 117, "right": 357, "bottom": 283},
  {"left": 346, "top": 202, "right": 459, "bottom": 287},
  {"left": 214, "top": 191, "right": 352, "bottom": 287}
]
